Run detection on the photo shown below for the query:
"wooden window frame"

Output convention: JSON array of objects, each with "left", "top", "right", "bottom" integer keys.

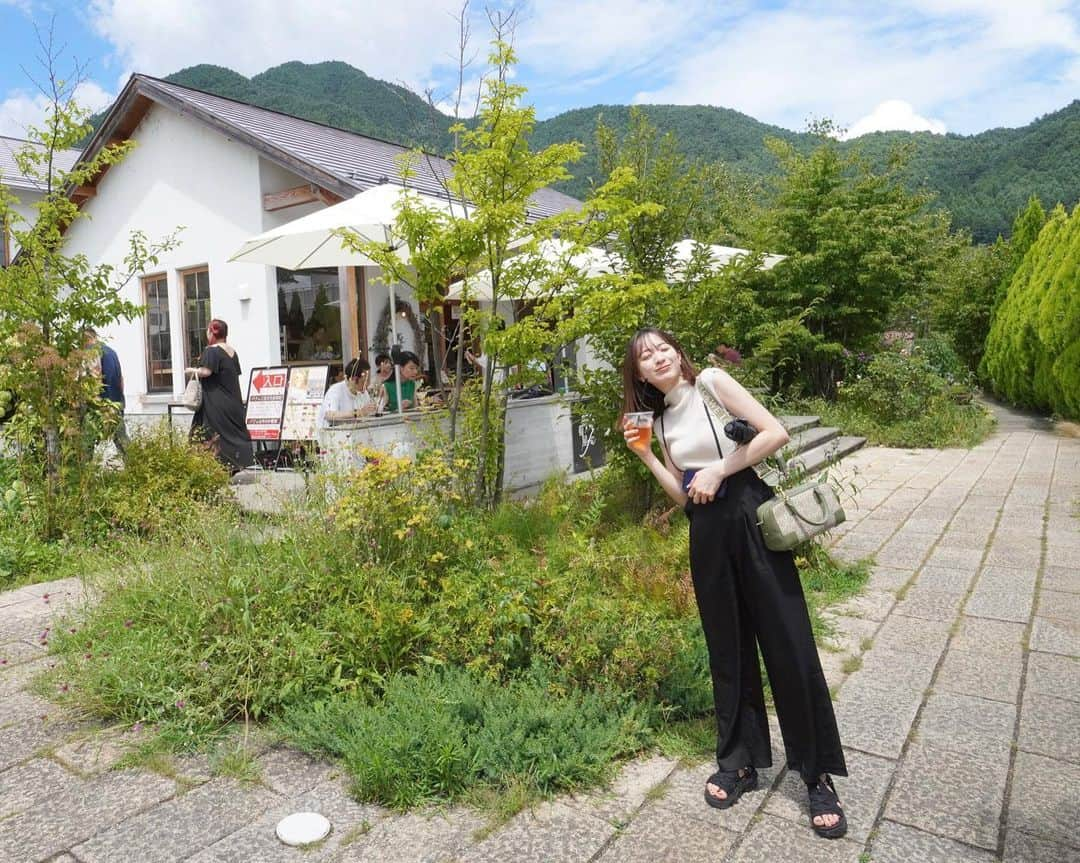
[
  {"left": 142, "top": 272, "right": 172, "bottom": 393},
  {"left": 179, "top": 265, "right": 212, "bottom": 369}
]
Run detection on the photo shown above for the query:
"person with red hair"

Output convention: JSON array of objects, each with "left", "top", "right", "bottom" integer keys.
[{"left": 185, "top": 318, "right": 253, "bottom": 473}]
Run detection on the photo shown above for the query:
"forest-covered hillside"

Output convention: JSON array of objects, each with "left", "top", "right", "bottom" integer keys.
[{"left": 151, "top": 62, "right": 1079, "bottom": 243}]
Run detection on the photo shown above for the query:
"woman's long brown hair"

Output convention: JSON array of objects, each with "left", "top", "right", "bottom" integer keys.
[{"left": 621, "top": 327, "right": 697, "bottom": 417}]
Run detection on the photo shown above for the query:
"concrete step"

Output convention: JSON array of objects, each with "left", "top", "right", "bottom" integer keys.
[
  {"left": 784, "top": 435, "right": 867, "bottom": 476},
  {"left": 782, "top": 425, "right": 839, "bottom": 459},
  {"left": 778, "top": 415, "right": 820, "bottom": 434}
]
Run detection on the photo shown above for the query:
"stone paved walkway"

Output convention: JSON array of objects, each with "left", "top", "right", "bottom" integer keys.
[{"left": 1, "top": 409, "right": 1078, "bottom": 863}]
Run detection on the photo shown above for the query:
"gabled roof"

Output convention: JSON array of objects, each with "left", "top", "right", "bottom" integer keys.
[
  {"left": 79, "top": 74, "right": 582, "bottom": 221},
  {"left": 0, "top": 135, "right": 82, "bottom": 193}
]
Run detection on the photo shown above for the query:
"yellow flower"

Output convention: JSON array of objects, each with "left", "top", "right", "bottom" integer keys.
[
  {"left": 429, "top": 551, "right": 447, "bottom": 564},
  {"left": 394, "top": 528, "right": 407, "bottom": 540}
]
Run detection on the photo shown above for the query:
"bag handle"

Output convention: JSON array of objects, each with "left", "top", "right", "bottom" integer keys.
[{"left": 783, "top": 486, "right": 832, "bottom": 525}]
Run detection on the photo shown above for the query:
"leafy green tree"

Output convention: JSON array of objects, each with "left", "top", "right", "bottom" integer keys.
[
  {"left": 991, "top": 194, "right": 1046, "bottom": 313},
  {"left": 929, "top": 234, "right": 1010, "bottom": 371},
  {"left": 757, "top": 137, "right": 944, "bottom": 395},
  {"left": 0, "top": 56, "right": 179, "bottom": 538},
  {"left": 593, "top": 108, "right": 753, "bottom": 278},
  {"left": 346, "top": 38, "right": 660, "bottom": 504},
  {"left": 981, "top": 203, "right": 1080, "bottom": 418}
]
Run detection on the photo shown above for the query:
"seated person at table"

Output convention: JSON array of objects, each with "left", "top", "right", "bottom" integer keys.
[
  {"left": 383, "top": 351, "right": 423, "bottom": 411},
  {"left": 318, "top": 358, "right": 379, "bottom": 429},
  {"left": 374, "top": 353, "right": 394, "bottom": 386}
]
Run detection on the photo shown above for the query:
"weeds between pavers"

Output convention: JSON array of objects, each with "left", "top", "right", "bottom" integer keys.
[{"left": 40, "top": 457, "right": 868, "bottom": 817}]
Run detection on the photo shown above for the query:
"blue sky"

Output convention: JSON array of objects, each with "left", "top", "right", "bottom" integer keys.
[{"left": 2, "top": 0, "right": 1079, "bottom": 140}]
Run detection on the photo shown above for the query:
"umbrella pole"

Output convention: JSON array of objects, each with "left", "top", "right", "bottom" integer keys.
[{"left": 389, "top": 282, "right": 404, "bottom": 415}]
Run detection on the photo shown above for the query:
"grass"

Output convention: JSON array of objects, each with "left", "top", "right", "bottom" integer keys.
[
  {"left": 274, "top": 664, "right": 652, "bottom": 812},
  {"left": 796, "top": 543, "right": 873, "bottom": 642},
  {"left": 338, "top": 821, "right": 373, "bottom": 846},
  {"left": 841, "top": 655, "right": 863, "bottom": 674},
  {"left": 797, "top": 396, "right": 996, "bottom": 449},
  {"left": 652, "top": 716, "right": 716, "bottom": 764},
  {"left": 211, "top": 745, "right": 263, "bottom": 784}
]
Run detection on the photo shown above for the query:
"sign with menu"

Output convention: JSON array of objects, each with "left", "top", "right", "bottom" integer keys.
[
  {"left": 244, "top": 366, "right": 288, "bottom": 440},
  {"left": 281, "top": 365, "right": 330, "bottom": 441}
]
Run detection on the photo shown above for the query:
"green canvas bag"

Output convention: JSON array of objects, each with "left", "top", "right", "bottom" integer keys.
[{"left": 756, "top": 477, "right": 846, "bottom": 552}]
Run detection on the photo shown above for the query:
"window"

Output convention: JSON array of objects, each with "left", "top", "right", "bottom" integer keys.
[
  {"left": 143, "top": 274, "right": 172, "bottom": 392},
  {"left": 276, "top": 267, "right": 342, "bottom": 363},
  {"left": 181, "top": 267, "right": 211, "bottom": 367}
]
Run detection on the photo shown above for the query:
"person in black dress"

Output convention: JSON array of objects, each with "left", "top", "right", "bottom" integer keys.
[
  {"left": 185, "top": 318, "right": 253, "bottom": 473},
  {"left": 621, "top": 327, "right": 848, "bottom": 839}
]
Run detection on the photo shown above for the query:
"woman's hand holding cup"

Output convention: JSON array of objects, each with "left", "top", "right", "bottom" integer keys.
[{"left": 623, "top": 412, "right": 653, "bottom": 454}]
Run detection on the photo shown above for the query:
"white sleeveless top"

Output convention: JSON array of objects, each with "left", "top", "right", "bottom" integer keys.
[{"left": 654, "top": 368, "right": 737, "bottom": 470}]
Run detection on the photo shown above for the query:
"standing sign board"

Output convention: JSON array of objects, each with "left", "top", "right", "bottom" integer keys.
[
  {"left": 281, "top": 366, "right": 330, "bottom": 441},
  {"left": 245, "top": 367, "right": 288, "bottom": 440},
  {"left": 571, "top": 406, "right": 606, "bottom": 473}
]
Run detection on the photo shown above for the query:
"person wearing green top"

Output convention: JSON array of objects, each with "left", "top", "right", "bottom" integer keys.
[{"left": 384, "top": 351, "right": 422, "bottom": 411}]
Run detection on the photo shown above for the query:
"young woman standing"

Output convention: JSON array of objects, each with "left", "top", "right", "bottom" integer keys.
[{"left": 622, "top": 327, "right": 848, "bottom": 839}]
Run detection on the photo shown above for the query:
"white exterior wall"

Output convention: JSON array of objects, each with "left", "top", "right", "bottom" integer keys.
[
  {"left": 5, "top": 189, "right": 44, "bottom": 260},
  {"left": 61, "top": 106, "right": 295, "bottom": 413}
]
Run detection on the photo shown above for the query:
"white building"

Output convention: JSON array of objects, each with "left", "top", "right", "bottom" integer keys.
[
  {"left": 1, "top": 135, "right": 82, "bottom": 265},
  {"left": 58, "top": 74, "right": 583, "bottom": 418}
]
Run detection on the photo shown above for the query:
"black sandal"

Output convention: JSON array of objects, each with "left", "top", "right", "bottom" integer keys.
[
  {"left": 807, "top": 775, "right": 847, "bottom": 839},
  {"left": 704, "top": 766, "right": 758, "bottom": 810}
]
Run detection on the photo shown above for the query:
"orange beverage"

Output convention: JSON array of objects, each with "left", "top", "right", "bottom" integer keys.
[{"left": 624, "top": 412, "right": 653, "bottom": 451}]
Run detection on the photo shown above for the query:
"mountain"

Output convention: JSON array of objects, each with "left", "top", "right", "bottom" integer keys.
[
  {"left": 164, "top": 62, "right": 454, "bottom": 154},
  {"left": 149, "top": 62, "right": 1079, "bottom": 243},
  {"left": 835, "top": 102, "right": 1080, "bottom": 242}
]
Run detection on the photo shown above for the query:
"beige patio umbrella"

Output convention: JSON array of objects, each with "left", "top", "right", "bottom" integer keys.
[
  {"left": 444, "top": 239, "right": 622, "bottom": 302},
  {"left": 668, "top": 239, "right": 785, "bottom": 277},
  {"left": 230, "top": 183, "right": 469, "bottom": 413}
]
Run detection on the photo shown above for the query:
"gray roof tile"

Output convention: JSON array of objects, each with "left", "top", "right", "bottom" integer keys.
[
  {"left": 139, "top": 76, "right": 581, "bottom": 221},
  {"left": 0, "top": 135, "right": 82, "bottom": 193}
]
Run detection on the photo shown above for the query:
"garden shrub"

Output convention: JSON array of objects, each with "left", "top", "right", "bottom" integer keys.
[
  {"left": 839, "top": 350, "right": 949, "bottom": 424},
  {"left": 982, "top": 203, "right": 1080, "bottom": 419},
  {"left": 48, "top": 462, "right": 704, "bottom": 737},
  {"left": 913, "top": 334, "right": 974, "bottom": 390},
  {"left": 801, "top": 347, "right": 995, "bottom": 447},
  {"left": 277, "top": 664, "right": 651, "bottom": 809},
  {"left": 89, "top": 423, "right": 231, "bottom": 536},
  {"left": 49, "top": 448, "right": 869, "bottom": 809},
  {"left": 0, "top": 459, "right": 66, "bottom": 586}
]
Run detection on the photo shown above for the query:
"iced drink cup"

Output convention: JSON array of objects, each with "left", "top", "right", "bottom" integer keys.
[{"left": 624, "top": 411, "right": 653, "bottom": 451}]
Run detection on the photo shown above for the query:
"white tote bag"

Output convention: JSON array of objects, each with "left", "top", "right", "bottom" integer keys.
[{"left": 181, "top": 373, "right": 202, "bottom": 411}]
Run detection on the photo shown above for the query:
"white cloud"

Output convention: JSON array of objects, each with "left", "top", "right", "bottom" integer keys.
[
  {"left": 842, "top": 99, "right": 946, "bottom": 138},
  {"left": 632, "top": 2, "right": 1080, "bottom": 133},
  {"left": 0, "top": 80, "right": 113, "bottom": 139},
  {"left": 516, "top": 0, "right": 712, "bottom": 79},
  {"left": 88, "top": 0, "right": 468, "bottom": 93}
]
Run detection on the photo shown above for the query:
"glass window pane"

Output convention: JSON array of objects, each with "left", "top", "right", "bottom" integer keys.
[
  {"left": 144, "top": 275, "right": 172, "bottom": 392},
  {"left": 182, "top": 268, "right": 211, "bottom": 366},
  {"left": 276, "top": 267, "right": 342, "bottom": 363}
]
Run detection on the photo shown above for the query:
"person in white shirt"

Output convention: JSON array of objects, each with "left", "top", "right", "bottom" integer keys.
[{"left": 317, "top": 358, "right": 382, "bottom": 469}]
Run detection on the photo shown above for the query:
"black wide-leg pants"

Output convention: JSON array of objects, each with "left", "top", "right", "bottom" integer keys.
[{"left": 687, "top": 468, "right": 847, "bottom": 783}]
